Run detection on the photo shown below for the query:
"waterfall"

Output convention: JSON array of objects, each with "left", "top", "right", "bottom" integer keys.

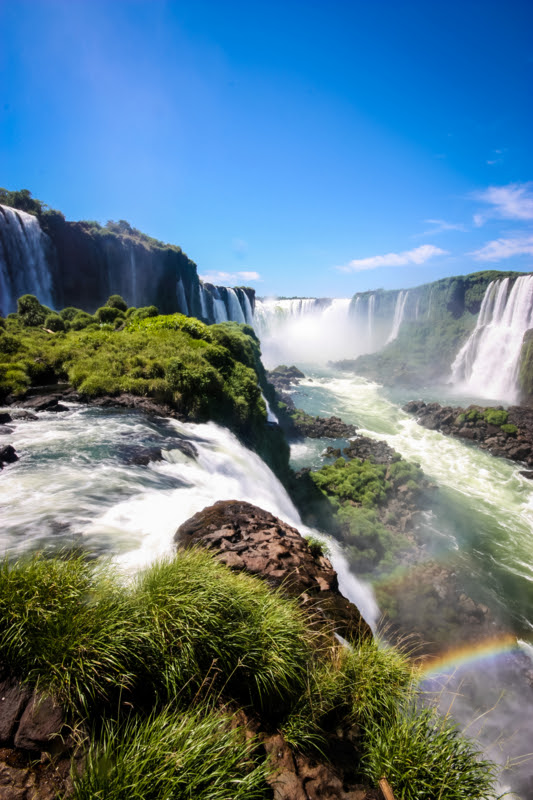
[
  {"left": 253, "top": 298, "right": 360, "bottom": 366},
  {"left": 226, "top": 288, "right": 246, "bottom": 324},
  {"left": 386, "top": 290, "right": 409, "bottom": 344},
  {"left": 129, "top": 248, "right": 137, "bottom": 308},
  {"left": 209, "top": 287, "right": 228, "bottom": 322},
  {"left": 240, "top": 290, "right": 254, "bottom": 325},
  {"left": 451, "top": 275, "right": 533, "bottom": 402},
  {"left": 367, "top": 294, "right": 375, "bottom": 344},
  {"left": 0, "top": 205, "right": 54, "bottom": 316},
  {"left": 261, "top": 391, "right": 279, "bottom": 424},
  {"left": 176, "top": 277, "right": 189, "bottom": 315},
  {"left": 198, "top": 285, "right": 209, "bottom": 319}
]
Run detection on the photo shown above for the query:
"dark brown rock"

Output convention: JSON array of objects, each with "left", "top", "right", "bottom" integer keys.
[
  {"left": 175, "top": 500, "right": 371, "bottom": 641},
  {"left": 14, "top": 695, "right": 66, "bottom": 754},
  {"left": 0, "top": 413, "right": 12, "bottom": 424},
  {"left": 0, "top": 681, "right": 31, "bottom": 744}
]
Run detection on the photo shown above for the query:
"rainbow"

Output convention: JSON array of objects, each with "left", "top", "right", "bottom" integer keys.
[{"left": 419, "top": 633, "right": 520, "bottom": 680}]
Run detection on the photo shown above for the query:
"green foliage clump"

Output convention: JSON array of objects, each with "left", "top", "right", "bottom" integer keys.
[
  {"left": 44, "top": 313, "right": 65, "bottom": 332},
  {"left": 17, "top": 294, "right": 49, "bottom": 327},
  {"left": 59, "top": 306, "right": 82, "bottom": 321},
  {"left": 303, "top": 535, "right": 330, "bottom": 559},
  {"left": 311, "top": 457, "right": 388, "bottom": 508},
  {"left": 72, "top": 705, "right": 269, "bottom": 800},
  {"left": 130, "top": 305, "right": 158, "bottom": 320},
  {"left": 362, "top": 703, "right": 500, "bottom": 800},
  {"left": 501, "top": 423, "right": 517, "bottom": 435},
  {"left": 482, "top": 407, "right": 508, "bottom": 426},
  {"left": 70, "top": 311, "right": 96, "bottom": 330},
  {"left": 95, "top": 305, "right": 122, "bottom": 324},
  {"left": 106, "top": 294, "right": 128, "bottom": 312}
]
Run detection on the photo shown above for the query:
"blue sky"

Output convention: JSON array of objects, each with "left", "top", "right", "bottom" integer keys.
[{"left": 1, "top": 0, "right": 532, "bottom": 297}]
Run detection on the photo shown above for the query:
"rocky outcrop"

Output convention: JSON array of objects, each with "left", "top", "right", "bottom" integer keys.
[
  {"left": 403, "top": 400, "right": 533, "bottom": 470},
  {"left": 175, "top": 500, "right": 371, "bottom": 641},
  {"left": 0, "top": 677, "right": 75, "bottom": 800}
]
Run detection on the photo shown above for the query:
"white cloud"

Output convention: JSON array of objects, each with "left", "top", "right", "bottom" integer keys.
[
  {"left": 200, "top": 270, "right": 261, "bottom": 285},
  {"left": 339, "top": 244, "right": 448, "bottom": 273},
  {"left": 418, "top": 219, "right": 467, "bottom": 236},
  {"left": 474, "top": 182, "right": 533, "bottom": 225},
  {"left": 470, "top": 235, "right": 533, "bottom": 261}
]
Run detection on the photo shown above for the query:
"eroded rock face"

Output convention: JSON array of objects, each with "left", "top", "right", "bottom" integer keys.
[{"left": 175, "top": 500, "right": 371, "bottom": 641}]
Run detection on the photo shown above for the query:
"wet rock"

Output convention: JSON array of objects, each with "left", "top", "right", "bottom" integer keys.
[
  {"left": 8, "top": 411, "right": 38, "bottom": 421},
  {"left": 267, "top": 365, "right": 306, "bottom": 392},
  {"left": 18, "top": 396, "right": 67, "bottom": 412},
  {"left": 117, "top": 445, "right": 163, "bottom": 466},
  {"left": 175, "top": 500, "right": 371, "bottom": 641},
  {"left": 0, "top": 413, "right": 12, "bottom": 424},
  {"left": 342, "top": 436, "right": 398, "bottom": 465},
  {"left": 0, "top": 425, "right": 13, "bottom": 435},
  {"left": 0, "top": 445, "right": 18, "bottom": 467}
]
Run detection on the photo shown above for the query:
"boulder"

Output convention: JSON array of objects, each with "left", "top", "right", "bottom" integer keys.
[
  {"left": 175, "top": 500, "right": 371, "bottom": 641},
  {"left": 0, "top": 445, "right": 18, "bottom": 467}
]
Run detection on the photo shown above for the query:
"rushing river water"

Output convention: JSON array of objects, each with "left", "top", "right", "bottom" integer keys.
[
  {"left": 2, "top": 372, "right": 533, "bottom": 795},
  {"left": 286, "top": 367, "right": 533, "bottom": 798}
]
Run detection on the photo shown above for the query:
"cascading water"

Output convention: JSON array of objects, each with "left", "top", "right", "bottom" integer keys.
[
  {"left": 386, "top": 290, "right": 409, "bottom": 343},
  {"left": 198, "top": 284, "right": 209, "bottom": 319},
  {"left": 0, "top": 403, "right": 377, "bottom": 625},
  {"left": 239, "top": 289, "right": 254, "bottom": 325},
  {"left": 176, "top": 277, "right": 189, "bottom": 315},
  {"left": 226, "top": 288, "right": 246, "bottom": 324},
  {"left": 367, "top": 294, "right": 375, "bottom": 345},
  {"left": 253, "top": 297, "right": 357, "bottom": 366},
  {"left": 0, "top": 205, "right": 55, "bottom": 316},
  {"left": 451, "top": 274, "right": 533, "bottom": 402}
]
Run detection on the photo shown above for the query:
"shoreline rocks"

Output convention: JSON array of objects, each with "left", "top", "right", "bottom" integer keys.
[{"left": 403, "top": 400, "right": 533, "bottom": 470}]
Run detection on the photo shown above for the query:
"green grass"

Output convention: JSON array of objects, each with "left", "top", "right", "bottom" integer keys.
[
  {"left": 361, "top": 703, "right": 502, "bottom": 800},
  {"left": 0, "top": 551, "right": 504, "bottom": 798},
  {"left": 71, "top": 703, "right": 269, "bottom": 800},
  {"left": 0, "top": 549, "right": 313, "bottom": 717}
]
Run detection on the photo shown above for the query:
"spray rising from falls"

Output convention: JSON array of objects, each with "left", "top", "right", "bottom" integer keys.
[
  {"left": 0, "top": 205, "right": 55, "bottom": 317},
  {"left": 451, "top": 274, "right": 533, "bottom": 402}
]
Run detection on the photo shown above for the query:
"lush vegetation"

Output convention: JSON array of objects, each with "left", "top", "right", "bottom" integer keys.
[
  {"left": 0, "top": 294, "right": 289, "bottom": 476},
  {"left": 0, "top": 550, "right": 502, "bottom": 799},
  {"left": 300, "top": 455, "right": 426, "bottom": 574}
]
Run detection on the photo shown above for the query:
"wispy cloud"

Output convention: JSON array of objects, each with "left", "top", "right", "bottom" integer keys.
[
  {"left": 339, "top": 244, "right": 448, "bottom": 273},
  {"left": 418, "top": 219, "right": 468, "bottom": 236},
  {"left": 200, "top": 270, "right": 261, "bottom": 285},
  {"left": 474, "top": 182, "right": 533, "bottom": 225},
  {"left": 470, "top": 235, "right": 533, "bottom": 261}
]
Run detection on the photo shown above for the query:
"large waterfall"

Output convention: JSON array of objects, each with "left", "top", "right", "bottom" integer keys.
[
  {"left": 451, "top": 274, "right": 533, "bottom": 402},
  {"left": 254, "top": 293, "right": 411, "bottom": 366},
  {"left": 0, "top": 205, "right": 55, "bottom": 317}
]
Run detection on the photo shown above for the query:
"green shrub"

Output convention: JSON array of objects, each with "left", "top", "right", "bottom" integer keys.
[
  {"left": 17, "top": 294, "right": 48, "bottom": 327},
  {"left": 501, "top": 423, "right": 518, "bottom": 434},
  {"left": 72, "top": 704, "right": 269, "bottom": 800},
  {"left": 59, "top": 306, "right": 82, "bottom": 321},
  {"left": 95, "top": 306, "right": 122, "bottom": 323},
  {"left": 130, "top": 305, "right": 158, "bottom": 320},
  {"left": 44, "top": 313, "right": 65, "bottom": 332},
  {"left": 70, "top": 311, "right": 95, "bottom": 330},
  {"left": 106, "top": 294, "right": 128, "bottom": 312},
  {"left": 0, "top": 334, "right": 20, "bottom": 354}
]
